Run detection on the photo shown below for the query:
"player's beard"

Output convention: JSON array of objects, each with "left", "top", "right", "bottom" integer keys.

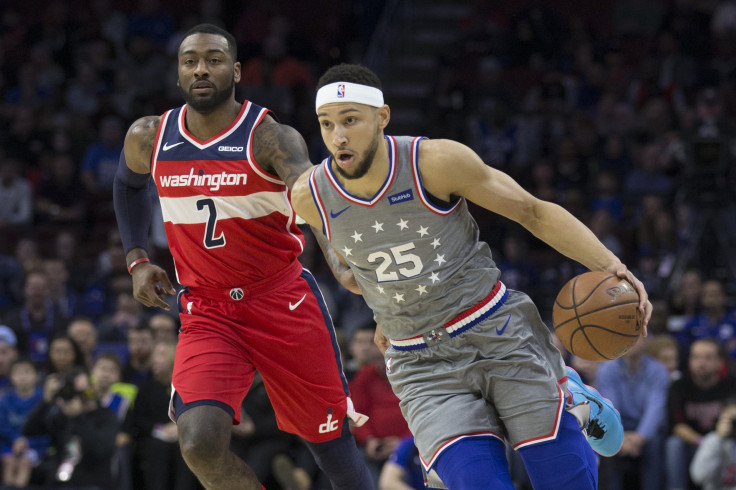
[
  {"left": 332, "top": 129, "right": 381, "bottom": 180},
  {"left": 180, "top": 75, "right": 235, "bottom": 113}
]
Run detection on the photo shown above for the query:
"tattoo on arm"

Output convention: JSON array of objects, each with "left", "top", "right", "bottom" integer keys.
[
  {"left": 311, "top": 226, "right": 349, "bottom": 279},
  {"left": 253, "top": 121, "right": 313, "bottom": 188}
]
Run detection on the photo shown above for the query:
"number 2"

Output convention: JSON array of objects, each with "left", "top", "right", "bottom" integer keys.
[{"left": 196, "top": 198, "right": 225, "bottom": 248}]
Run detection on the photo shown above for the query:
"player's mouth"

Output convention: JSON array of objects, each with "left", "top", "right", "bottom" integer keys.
[
  {"left": 191, "top": 81, "right": 214, "bottom": 94},
  {"left": 335, "top": 151, "right": 355, "bottom": 168}
]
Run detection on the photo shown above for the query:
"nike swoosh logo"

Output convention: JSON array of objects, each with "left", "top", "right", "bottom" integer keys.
[
  {"left": 330, "top": 206, "right": 350, "bottom": 219},
  {"left": 163, "top": 141, "right": 185, "bottom": 151},
  {"left": 496, "top": 314, "right": 511, "bottom": 335},
  {"left": 289, "top": 294, "right": 307, "bottom": 311}
]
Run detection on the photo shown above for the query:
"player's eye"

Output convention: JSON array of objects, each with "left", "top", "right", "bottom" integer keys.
[
  {"left": 320, "top": 120, "right": 332, "bottom": 129},
  {"left": 345, "top": 117, "right": 356, "bottom": 124}
]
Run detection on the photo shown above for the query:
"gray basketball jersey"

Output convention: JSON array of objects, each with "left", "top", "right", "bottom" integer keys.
[{"left": 309, "top": 135, "right": 501, "bottom": 340}]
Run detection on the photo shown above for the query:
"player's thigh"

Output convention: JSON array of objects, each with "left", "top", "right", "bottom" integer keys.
[
  {"left": 173, "top": 301, "right": 256, "bottom": 421},
  {"left": 246, "top": 275, "right": 350, "bottom": 442}
]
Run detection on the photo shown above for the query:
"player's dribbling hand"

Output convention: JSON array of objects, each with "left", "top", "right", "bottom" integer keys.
[
  {"left": 131, "top": 262, "right": 176, "bottom": 310},
  {"left": 374, "top": 324, "right": 391, "bottom": 356},
  {"left": 606, "top": 263, "right": 652, "bottom": 337}
]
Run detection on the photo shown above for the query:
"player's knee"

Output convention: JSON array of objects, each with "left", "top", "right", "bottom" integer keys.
[
  {"left": 177, "top": 405, "right": 232, "bottom": 472},
  {"left": 434, "top": 437, "right": 515, "bottom": 490}
]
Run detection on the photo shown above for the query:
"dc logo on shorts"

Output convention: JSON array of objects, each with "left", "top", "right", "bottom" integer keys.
[
  {"left": 337, "top": 84, "right": 345, "bottom": 98},
  {"left": 229, "top": 288, "right": 244, "bottom": 301}
]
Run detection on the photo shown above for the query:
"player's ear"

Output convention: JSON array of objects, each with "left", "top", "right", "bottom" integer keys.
[
  {"left": 233, "top": 61, "right": 241, "bottom": 84},
  {"left": 376, "top": 105, "right": 390, "bottom": 129}
]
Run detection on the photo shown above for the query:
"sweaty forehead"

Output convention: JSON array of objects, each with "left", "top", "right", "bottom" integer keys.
[{"left": 179, "top": 33, "right": 231, "bottom": 56}]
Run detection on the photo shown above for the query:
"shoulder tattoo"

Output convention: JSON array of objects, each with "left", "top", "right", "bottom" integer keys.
[{"left": 252, "top": 121, "right": 312, "bottom": 188}]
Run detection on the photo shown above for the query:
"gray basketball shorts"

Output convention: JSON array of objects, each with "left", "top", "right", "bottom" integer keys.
[{"left": 385, "top": 289, "right": 569, "bottom": 470}]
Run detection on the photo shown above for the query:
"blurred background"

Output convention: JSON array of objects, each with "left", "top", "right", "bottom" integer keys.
[{"left": 1, "top": 0, "right": 735, "bottom": 489}]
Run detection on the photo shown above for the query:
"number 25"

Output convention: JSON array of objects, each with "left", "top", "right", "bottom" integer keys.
[{"left": 367, "top": 243, "right": 423, "bottom": 282}]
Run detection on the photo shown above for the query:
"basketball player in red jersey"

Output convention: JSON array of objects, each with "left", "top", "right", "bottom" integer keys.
[{"left": 113, "top": 24, "right": 373, "bottom": 490}]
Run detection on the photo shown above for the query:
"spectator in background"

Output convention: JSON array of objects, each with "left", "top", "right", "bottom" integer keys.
[
  {"left": 0, "top": 155, "right": 33, "bottom": 230},
  {"left": 0, "top": 358, "right": 48, "bottom": 488},
  {"left": 0, "top": 326, "right": 18, "bottom": 393},
  {"left": 67, "top": 317, "right": 98, "bottom": 372},
  {"left": 0, "top": 251, "right": 24, "bottom": 310},
  {"left": 147, "top": 312, "right": 179, "bottom": 344},
  {"left": 23, "top": 367, "right": 119, "bottom": 490},
  {"left": 666, "top": 338, "right": 736, "bottom": 490},
  {"left": 44, "top": 335, "right": 86, "bottom": 378},
  {"left": 81, "top": 114, "right": 125, "bottom": 195},
  {"left": 668, "top": 269, "right": 703, "bottom": 332},
  {"left": 53, "top": 230, "right": 94, "bottom": 295},
  {"left": 378, "top": 435, "right": 426, "bottom": 490},
  {"left": 680, "top": 279, "right": 736, "bottom": 358},
  {"left": 122, "top": 341, "right": 200, "bottom": 490},
  {"left": 2, "top": 269, "right": 69, "bottom": 364},
  {"left": 646, "top": 333, "right": 682, "bottom": 381},
  {"left": 98, "top": 292, "right": 145, "bottom": 342},
  {"left": 121, "top": 325, "right": 153, "bottom": 387},
  {"left": 349, "top": 325, "right": 412, "bottom": 485},
  {"left": 43, "top": 258, "right": 81, "bottom": 319},
  {"left": 344, "top": 323, "right": 382, "bottom": 381},
  {"left": 34, "top": 153, "right": 87, "bottom": 225},
  {"left": 597, "top": 337, "right": 670, "bottom": 490},
  {"left": 689, "top": 398, "right": 736, "bottom": 490},
  {"left": 91, "top": 353, "right": 132, "bottom": 423},
  {"left": 13, "top": 237, "right": 42, "bottom": 274}
]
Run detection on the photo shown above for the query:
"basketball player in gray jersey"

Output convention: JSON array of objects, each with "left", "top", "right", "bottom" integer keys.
[{"left": 291, "top": 64, "right": 653, "bottom": 489}]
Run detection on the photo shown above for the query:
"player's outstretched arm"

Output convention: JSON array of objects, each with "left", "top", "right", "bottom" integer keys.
[
  {"left": 113, "top": 116, "right": 175, "bottom": 310},
  {"left": 417, "top": 138, "right": 651, "bottom": 330},
  {"left": 255, "top": 120, "right": 359, "bottom": 293}
]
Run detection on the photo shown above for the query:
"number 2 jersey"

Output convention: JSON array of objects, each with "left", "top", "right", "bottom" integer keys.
[
  {"left": 308, "top": 135, "right": 502, "bottom": 340},
  {"left": 151, "top": 102, "right": 304, "bottom": 289}
]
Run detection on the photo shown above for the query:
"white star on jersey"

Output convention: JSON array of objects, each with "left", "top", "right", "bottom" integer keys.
[
  {"left": 429, "top": 272, "right": 440, "bottom": 284},
  {"left": 342, "top": 246, "right": 352, "bottom": 257},
  {"left": 377, "top": 285, "right": 385, "bottom": 294},
  {"left": 393, "top": 292, "right": 405, "bottom": 303},
  {"left": 351, "top": 231, "right": 363, "bottom": 242},
  {"left": 417, "top": 226, "right": 429, "bottom": 237},
  {"left": 434, "top": 254, "right": 446, "bottom": 266},
  {"left": 397, "top": 219, "right": 409, "bottom": 230},
  {"left": 431, "top": 238, "right": 441, "bottom": 249},
  {"left": 372, "top": 221, "right": 384, "bottom": 233},
  {"left": 416, "top": 285, "right": 428, "bottom": 295}
]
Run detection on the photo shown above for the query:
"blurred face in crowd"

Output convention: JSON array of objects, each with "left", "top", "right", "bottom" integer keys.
[
  {"left": 701, "top": 280, "right": 726, "bottom": 314},
  {"left": 49, "top": 337, "right": 77, "bottom": 374},
  {"left": 92, "top": 357, "right": 121, "bottom": 393},
  {"left": 68, "top": 319, "right": 97, "bottom": 357},
  {"left": 149, "top": 314, "right": 178, "bottom": 343},
  {"left": 128, "top": 328, "right": 154, "bottom": 362},
  {"left": 151, "top": 342, "right": 176, "bottom": 383},
  {"left": 10, "top": 361, "right": 37, "bottom": 394},
  {"left": 689, "top": 339, "right": 722, "bottom": 388}
]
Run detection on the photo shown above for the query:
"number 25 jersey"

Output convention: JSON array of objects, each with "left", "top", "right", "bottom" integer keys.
[{"left": 151, "top": 102, "right": 304, "bottom": 289}]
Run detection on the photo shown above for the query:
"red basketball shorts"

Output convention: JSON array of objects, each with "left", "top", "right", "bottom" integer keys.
[{"left": 172, "top": 266, "right": 362, "bottom": 443}]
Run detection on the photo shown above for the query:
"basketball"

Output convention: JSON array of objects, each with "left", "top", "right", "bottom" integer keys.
[{"left": 552, "top": 271, "right": 642, "bottom": 362}]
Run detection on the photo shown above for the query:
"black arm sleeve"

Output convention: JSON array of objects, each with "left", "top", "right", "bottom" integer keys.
[{"left": 112, "top": 150, "right": 153, "bottom": 254}]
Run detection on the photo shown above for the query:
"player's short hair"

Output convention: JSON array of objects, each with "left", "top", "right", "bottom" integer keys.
[
  {"left": 317, "top": 63, "right": 382, "bottom": 91},
  {"left": 181, "top": 23, "right": 238, "bottom": 61}
]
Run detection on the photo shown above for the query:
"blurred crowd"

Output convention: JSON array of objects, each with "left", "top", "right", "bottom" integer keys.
[{"left": 0, "top": 0, "right": 736, "bottom": 489}]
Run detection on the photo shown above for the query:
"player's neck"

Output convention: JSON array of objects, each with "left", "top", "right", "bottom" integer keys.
[{"left": 184, "top": 100, "right": 242, "bottom": 140}]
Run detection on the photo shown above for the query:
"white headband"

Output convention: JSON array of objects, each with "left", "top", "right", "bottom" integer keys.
[{"left": 315, "top": 82, "right": 384, "bottom": 113}]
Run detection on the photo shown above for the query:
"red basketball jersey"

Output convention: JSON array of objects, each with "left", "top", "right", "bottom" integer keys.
[{"left": 151, "top": 102, "right": 304, "bottom": 288}]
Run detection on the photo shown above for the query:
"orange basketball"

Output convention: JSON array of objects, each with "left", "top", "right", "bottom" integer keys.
[{"left": 552, "top": 271, "right": 642, "bottom": 362}]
